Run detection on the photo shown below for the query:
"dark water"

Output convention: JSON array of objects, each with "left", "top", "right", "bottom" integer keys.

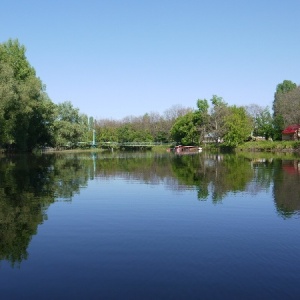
[{"left": 0, "top": 152, "right": 300, "bottom": 299}]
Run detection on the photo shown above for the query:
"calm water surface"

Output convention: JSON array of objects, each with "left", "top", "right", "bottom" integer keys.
[{"left": 0, "top": 152, "right": 300, "bottom": 299}]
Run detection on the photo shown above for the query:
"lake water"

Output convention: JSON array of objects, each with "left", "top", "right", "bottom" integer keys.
[{"left": 0, "top": 151, "right": 300, "bottom": 299}]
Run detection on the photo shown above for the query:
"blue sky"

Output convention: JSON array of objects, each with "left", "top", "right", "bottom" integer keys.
[{"left": 1, "top": 0, "right": 299, "bottom": 119}]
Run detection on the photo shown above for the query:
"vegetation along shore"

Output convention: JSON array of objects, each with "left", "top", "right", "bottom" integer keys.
[{"left": 1, "top": 39, "right": 300, "bottom": 153}]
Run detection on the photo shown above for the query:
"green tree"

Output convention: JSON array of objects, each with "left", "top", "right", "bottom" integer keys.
[
  {"left": 223, "top": 106, "right": 252, "bottom": 147},
  {"left": 246, "top": 105, "right": 273, "bottom": 139},
  {"left": 209, "top": 95, "right": 230, "bottom": 143},
  {"left": 195, "top": 99, "right": 210, "bottom": 143},
  {"left": 0, "top": 39, "right": 54, "bottom": 151},
  {"left": 170, "top": 112, "right": 199, "bottom": 145},
  {"left": 255, "top": 107, "right": 273, "bottom": 140},
  {"left": 0, "top": 39, "right": 36, "bottom": 81},
  {"left": 95, "top": 119, "right": 119, "bottom": 143},
  {"left": 274, "top": 80, "right": 297, "bottom": 99},
  {"left": 53, "top": 101, "right": 88, "bottom": 148}
]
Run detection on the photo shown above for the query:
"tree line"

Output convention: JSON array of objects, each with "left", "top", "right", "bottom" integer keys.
[
  {"left": 0, "top": 39, "right": 96, "bottom": 151},
  {"left": 0, "top": 39, "right": 299, "bottom": 151},
  {"left": 92, "top": 80, "right": 300, "bottom": 148}
]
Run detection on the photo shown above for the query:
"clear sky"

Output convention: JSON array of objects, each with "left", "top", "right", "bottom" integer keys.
[{"left": 1, "top": 0, "right": 299, "bottom": 120}]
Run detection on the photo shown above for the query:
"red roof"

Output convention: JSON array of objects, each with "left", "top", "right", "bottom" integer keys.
[{"left": 282, "top": 124, "right": 300, "bottom": 134}]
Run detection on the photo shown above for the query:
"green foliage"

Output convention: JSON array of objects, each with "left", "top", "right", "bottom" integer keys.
[
  {"left": 0, "top": 153, "right": 94, "bottom": 265},
  {"left": 0, "top": 39, "right": 56, "bottom": 151},
  {"left": 253, "top": 107, "right": 273, "bottom": 139},
  {"left": 208, "top": 95, "right": 229, "bottom": 143},
  {"left": 97, "top": 125, "right": 118, "bottom": 143},
  {"left": 223, "top": 106, "right": 252, "bottom": 147},
  {"left": 170, "top": 112, "right": 199, "bottom": 145},
  {"left": 53, "top": 101, "right": 89, "bottom": 148},
  {"left": 171, "top": 154, "right": 255, "bottom": 202},
  {"left": 211, "top": 94, "right": 224, "bottom": 106},
  {"left": 237, "top": 140, "right": 300, "bottom": 152},
  {"left": 195, "top": 99, "right": 210, "bottom": 143},
  {"left": 170, "top": 100, "right": 211, "bottom": 145},
  {"left": 117, "top": 124, "right": 153, "bottom": 143},
  {"left": 197, "top": 98, "right": 209, "bottom": 114},
  {"left": 1, "top": 39, "right": 298, "bottom": 152},
  {"left": 275, "top": 80, "right": 297, "bottom": 95},
  {"left": 272, "top": 115, "right": 284, "bottom": 141},
  {"left": 1, "top": 151, "right": 300, "bottom": 266},
  {"left": 0, "top": 39, "right": 36, "bottom": 81}
]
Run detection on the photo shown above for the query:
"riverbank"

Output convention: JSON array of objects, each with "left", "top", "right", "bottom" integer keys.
[{"left": 236, "top": 141, "right": 300, "bottom": 153}]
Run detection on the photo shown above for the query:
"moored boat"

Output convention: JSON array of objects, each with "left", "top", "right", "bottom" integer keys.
[{"left": 168, "top": 145, "right": 202, "bottom": 154}]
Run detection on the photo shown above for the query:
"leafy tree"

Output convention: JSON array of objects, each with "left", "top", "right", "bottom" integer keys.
[
  {"left": 223, "top": 106, "right": 252, "bottom": 147},
  {"left": 170, "top": 111, "right": 199, "bottom": 145},
  {"left": 53, "top": 101, "right": 88, "bottom": 148},
  {"left": 195, "top": 99, "right": 210, "bottom": 143},
  {"left": 0, "top": 39, "right": 54, "bottom": 151},
  {"left": 163, "top": 105, "right": 193, "bottom": 141},
  {"left": 208, "top": 95, "right": 230, "bottom": 143},
  {"left": 254, "top": 107, "right": 273, "bottom": 139},
  {"left": 0, "top": 39, "right": 36, "bottom": 81},
  {"left": 272, "top": 80, "right": 298, "bottom": 140},
  {"left": 246, "top": 104, "right": 273, "bottom": 139},
  {"left": 95, "top": 119, "right": 119, "bottom": 142},
  {"left": 170, "top": 100, "right": 211, "bottom": 145},
  {"left": 117, "top": 123, "right": 152, "bottom": 143},
  {"left": 272, "top": 114, "right": 285, "bottom": 141},
  {"left": 274, "top": 80, "right": 297, "bottom": 100},
  {"left": 0, "top": 61, "right": 15, "bottom": 145}
]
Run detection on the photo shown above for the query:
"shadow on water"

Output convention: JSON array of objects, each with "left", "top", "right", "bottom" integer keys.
[{"left": 0, "top": 151, "right": 299, "bottom": 266}]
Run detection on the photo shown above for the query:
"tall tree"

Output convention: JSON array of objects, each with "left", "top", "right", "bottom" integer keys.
[
  {"left": 208, "top": 95, "right": 229, "bottom": 143},
  {"left": 0, "top": 39, "right": 54, "bottom": 151},
  {"left": 272, "top": 80, "right": 298, "bottom": 140},
  {"left": 195, "top": 99, "right": 209, "bottom": 143},
  {"left": 274, "top": 86, "right": 300, "bottom": 125}
]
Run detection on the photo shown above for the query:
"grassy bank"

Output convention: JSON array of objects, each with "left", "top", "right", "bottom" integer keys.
[{"left": 237, "top": 141, "right": 300, "bottom": 152}]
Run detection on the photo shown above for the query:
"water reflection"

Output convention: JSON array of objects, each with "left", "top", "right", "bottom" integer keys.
[
  {"left": 0, "top": 154, "right": 91, "bottom": 266},
  {"left": 274, "top": 160, "right": 300, "bottom": 218},
  {"left": 0, "top": 152, "right": 299, "bottom": 266}
]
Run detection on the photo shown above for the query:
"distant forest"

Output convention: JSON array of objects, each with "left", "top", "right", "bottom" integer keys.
[{"left": 1, "top": 39, "right": 299, "bottom": 151}]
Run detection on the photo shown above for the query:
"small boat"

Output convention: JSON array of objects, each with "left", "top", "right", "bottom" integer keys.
[{"left": 168, "top": 145, "right": 202, "bottom": 154}]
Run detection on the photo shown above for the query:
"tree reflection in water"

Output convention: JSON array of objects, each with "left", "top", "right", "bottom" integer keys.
[
  {"left": 0, "top": 152, "right": 299, "bottom": 266},
  {"left": 0, "top": 153, "right": 90, "bottom": 266}
]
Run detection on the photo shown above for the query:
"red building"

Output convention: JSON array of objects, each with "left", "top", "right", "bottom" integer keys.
[{"left": 282, "top": 124, "right": 300, "bottom": 140}]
